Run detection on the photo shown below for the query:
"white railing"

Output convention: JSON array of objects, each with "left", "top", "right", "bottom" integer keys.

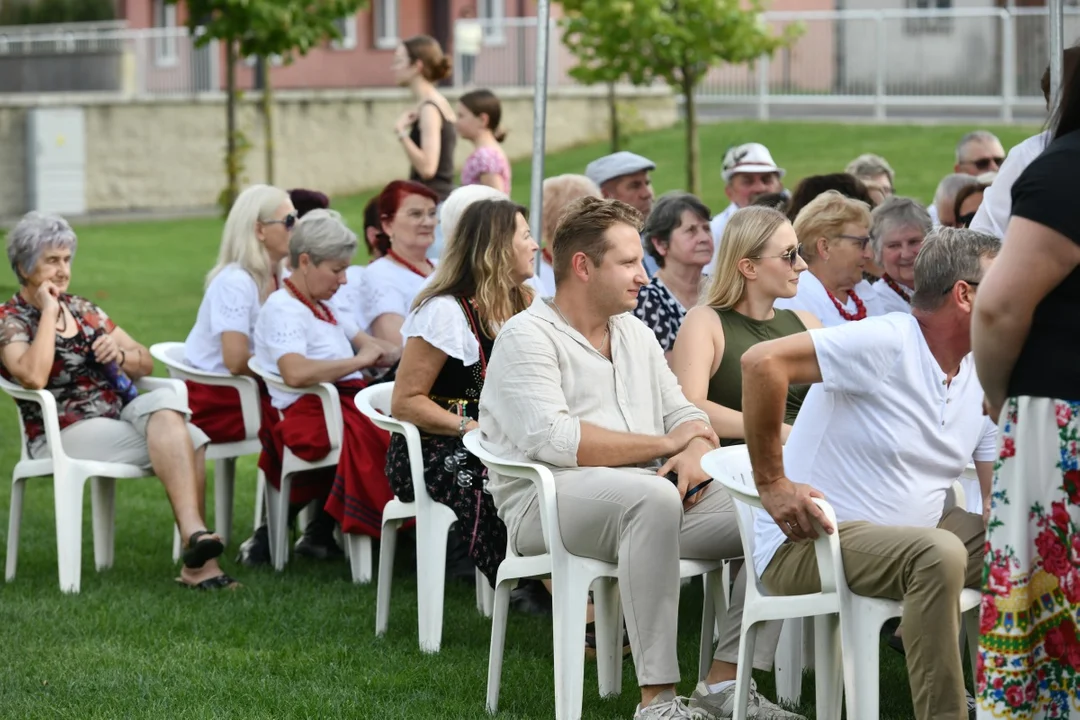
[{"left": 0, "top": 26, "right": 218, "bottom": 97}]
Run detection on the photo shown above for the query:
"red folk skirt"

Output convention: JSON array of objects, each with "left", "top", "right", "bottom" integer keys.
[{"left": 186, "top": 378, "right": 278, "bottom": 445}]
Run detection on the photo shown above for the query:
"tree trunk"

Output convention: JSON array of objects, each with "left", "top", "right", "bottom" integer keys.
[
  {"left": 259, "top": 56, "right": 275, "bottom": 185},
  {"left": 224, "top": 40, "right": 239, "bottom": 212},
  {"left": 682, "top": 68, "right": 699, "bottom": 196},
  {"left": 607, "top": 81, "right": 621, "bottom": 153}
]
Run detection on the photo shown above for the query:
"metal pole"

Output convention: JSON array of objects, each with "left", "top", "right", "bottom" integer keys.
[
  {"left": 1050, "top": 0, "right": 1064, "bottom": 109},
  {"left": 530, "top": 0, "right": 551, "bottom": 277},
  {"left": 1001, "top": 9, "right": 1015, "bottom": 123}
]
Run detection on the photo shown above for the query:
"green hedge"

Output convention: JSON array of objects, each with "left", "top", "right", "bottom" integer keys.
[{"left": 0, "top": 0, "right": 116, "bottom": 25}]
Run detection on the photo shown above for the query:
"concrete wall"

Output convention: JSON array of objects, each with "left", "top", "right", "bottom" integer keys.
[{"left": 0, "top": 85, "right": 675, "bottom": 219}]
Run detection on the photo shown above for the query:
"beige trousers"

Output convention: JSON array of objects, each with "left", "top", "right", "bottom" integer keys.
[
  {"left": 513, "top": 466, "right": 782, "bottom": 687},
  {"left": 761, "top": 507, "right": 984, "bottom": 720}
]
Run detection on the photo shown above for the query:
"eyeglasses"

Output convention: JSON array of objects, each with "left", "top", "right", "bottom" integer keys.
[
  {"left": 967, "top": 157, "right": 1004, "bottom": 172},
  {"left": 749, "top": 244, "right": 802, "bottom": 268},
  {"left": 836, "top": 234, "right": 871, "bottom": 250},
  {"left": 942, "top": 279, "right": 980, "bottom": 295},
  {"left": 263, "top": 212, "right": 298, "bottom": 231}
]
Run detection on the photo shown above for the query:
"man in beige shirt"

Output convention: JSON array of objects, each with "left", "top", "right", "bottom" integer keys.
[{"left": 479, "top": 197, "right": 803, "bottom": 720}]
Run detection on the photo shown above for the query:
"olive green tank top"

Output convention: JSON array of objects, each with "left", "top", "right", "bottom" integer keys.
[{"left": 707, "top": 307, "right": 810, "bottom": 446}]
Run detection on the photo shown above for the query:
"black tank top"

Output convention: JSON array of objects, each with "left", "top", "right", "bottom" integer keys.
[{"left": 409, "top": 101, "right": 457, "bottom": 203}]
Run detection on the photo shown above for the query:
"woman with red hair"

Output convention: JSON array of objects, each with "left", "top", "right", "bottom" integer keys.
[{"left": 359, "top": 180, "right": 439, "bottom": 347}]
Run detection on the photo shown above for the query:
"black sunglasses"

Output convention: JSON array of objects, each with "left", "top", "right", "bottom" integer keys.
[
  {"left": 957, "top": 212, "right": 977, "bottom": 228},
  {"left": 969, "top": 157, "right": 1004, "bottom": 172},
  {"left": 263, "top": 212, "right": 298, "bottom": 231}
]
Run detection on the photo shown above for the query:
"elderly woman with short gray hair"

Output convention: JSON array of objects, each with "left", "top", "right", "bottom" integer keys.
[
  {"left": 252, "top": 209, "right": 397, "bottom": 554},
  {"left": 868, "top": 196, "right": 932, "bottom": 313},
  {"left": 633, "top": 192, "right": 714, "bottom": 355},
  {"left": 0, "top": 212, "right": 236, "bottom": 589}
]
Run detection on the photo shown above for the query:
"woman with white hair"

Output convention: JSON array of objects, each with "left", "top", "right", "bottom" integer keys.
[
  {"left": 253, "top": 210, "right": 397, "bottom": 549},
  {"left": 868, "top": 197, "right": 932, "bottom": 314},
  {"left": 538, "top": 174, "right": 602, "bottom": 295},
  {"left": 775, "top": 190, "right": 885, "bottom": 326},
  {"left": 845, "top": 153, "right": 895, "bottom": 206},
  {"left": 0, "top": 212, "right": 235, "bottom": 589}
]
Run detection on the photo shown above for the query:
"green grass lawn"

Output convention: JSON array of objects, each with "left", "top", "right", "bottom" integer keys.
[{"left": 0, "top": 120, "right": 1019, "bottom": 718}]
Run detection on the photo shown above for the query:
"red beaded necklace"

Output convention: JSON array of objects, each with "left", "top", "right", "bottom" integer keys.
[
  {"left": 542, "top": 247, "right": 553, "bottom": 266},
  {"left": 825, "top": 287, "right": 868, "bottom": 322},
  {"left": 387, "top": 249, "right": 433, "bottom": 279},
  {"left": 283, "top": 277, "right": 336, "bottom": 325},
  {"left": 881, "top": 273, "right": 911, "bottom": 303}
]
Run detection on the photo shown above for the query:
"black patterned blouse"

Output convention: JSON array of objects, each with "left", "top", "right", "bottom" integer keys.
[{"left": 633, "top": 277, "right": 686, "bottom": 352}]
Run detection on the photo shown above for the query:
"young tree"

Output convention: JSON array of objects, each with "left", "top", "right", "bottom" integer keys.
[
  {"left": 169, "top": 0, "right": 365, "bottom": 210},
  {"left": 560, "top": 0, "right": 798, "bottom": 195}
]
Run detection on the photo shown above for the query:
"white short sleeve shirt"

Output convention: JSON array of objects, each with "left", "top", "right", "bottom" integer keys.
[
  {"left": 752, "top": 313, "right": 998, "bottom": 576},
  {"left": 970, "top": 131, "right": 1051, "bottom": 240},
  {"left": 401, "top": 295, "right": 480, "bottom": 365},
  {"left": 253, "top": 289, "right": 362, "bottom": 410},
  {"left": 774, "top": 271, "right": 885, "bottom": 327},
  {"left": 869, "top": 278, "right": 914, "bottom": 315},
  {"left": 358, "top": 257, "right": 435, "bottom": 338},
  {"left": 327, "top": 265, "right": 369, "bottom": 340},
  {"left": 184, "top": 264, "right": 260, "bottom": 375}
]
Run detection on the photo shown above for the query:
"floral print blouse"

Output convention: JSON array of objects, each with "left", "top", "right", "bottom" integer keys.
[{"left": 0, "top": 293, "right": 122, "bottom": 455}]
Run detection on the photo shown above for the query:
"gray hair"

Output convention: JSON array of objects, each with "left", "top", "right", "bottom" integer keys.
[
  {"left": 6, "top": 211, "right": 78, "bottom": 285},
  {"left": 933, "top": 173, "right": 982, "bottom": 216},
  {"left": 955, "top": 130, "right": 1001, "bottom": 162},
  {"left": 870, "top": 197, "right": 932, "bottom": 263},
  {"left": 288, "top": 209, "right": 357, "bottom": 267},
  {"left": 845, "top": 153, "right": 895, "bottom": 184},
  {"left": 911, "top": 226, "right": 1001, "bottom": 311},
  {"left": 642, "top": 191, "right": 712, "bottom": 269}
]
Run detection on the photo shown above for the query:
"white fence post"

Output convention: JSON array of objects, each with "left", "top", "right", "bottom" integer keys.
[
  {"left": 757, "top": 52, "right": 770, "bottom": 121},
  {"left": 1001, "top": 9, "right": 1015, "bottom": 123},
  {"left": 874, "top": 12, "right": 886, "bottom": 121}
]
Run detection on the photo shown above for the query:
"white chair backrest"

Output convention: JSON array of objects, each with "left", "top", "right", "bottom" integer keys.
[
  {"left": 354, "top": 382, "right": 439, "bottom": 510},
  {"left": 247, "top": 357, "right": 342, "bottom": 447},
  {"left": 0, "top": 374, "right": 36, "bottom": 462},
  {"left": 700, "top": 446, "right": 769, "bottom": 587}
]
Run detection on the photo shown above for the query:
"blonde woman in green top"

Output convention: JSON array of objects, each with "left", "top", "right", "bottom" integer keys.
[{"left": 671, "top": 206, "right": 821, "bottom": 445}]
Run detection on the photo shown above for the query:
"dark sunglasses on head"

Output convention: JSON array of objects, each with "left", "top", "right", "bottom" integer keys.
[
  {"left": 750, "top": 244, "right": 802, "bottom": 267},
  {"left": 969, "top": 157, "right": 1004, "bottom": 172},
  {"left": 957, "top": 212, "right": 977, "bottom": 228},
  {"left": 264, "top": 212, "right": 298, "bottom": 231}
]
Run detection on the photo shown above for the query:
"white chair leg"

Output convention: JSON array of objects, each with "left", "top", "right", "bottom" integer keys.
[
  {"left": 172, "top": 525, "right": 181, "bottom": 563},
  {"left": 54, "top": 472, "right": 88, "bottom": 593},
  {"left": 552, "top": 565, "right": 593, "bottom": 720},
  {"left": 699, "top": 572, "right": 719, "bottom": 682},
  {"left": 813, "top": 613, "right": 844, "bottom": 720},
  {"left": 90, "top": 476, "right": 116, "bottom": 571},
  {"left": 253, "top": 470, "right": 266, "bottom": 529},
  {"left": 415, "top": 513, "right": 454, "bottom": 653},
  {"left": 775, "top": 617, "right": 804, "bottom": 705},
  {"left": 476, "top": 568, "right": 494, "bottom": 618},
  {"left": 346, "top": 534, "right": 372, "bottom": 584},
  {"left": 297, "top": 500, "right": 316, "bottom": 535},
  {"left": 843, "top": 611, "right": 885, "bottom": 720},
  {"left": 213, "top": 458, "right": 236, "bottom": 548},
  {"left": 6, "top": 478, "right": 26, "bottom": 581},
  {"left": 732, "top": 621, "right": 760, "bottom": 720},
  {"left": 486, "top": 574, "right": 514, "bottom": 714},
  {"left": 592, "top": 577, "right": 621, "bottom": 698},
  {"left": 266, "top": 477, "right": 289, "bottom": 571},
  {"left": 376, "top": 519, "right": 403, "bottom": 636}
]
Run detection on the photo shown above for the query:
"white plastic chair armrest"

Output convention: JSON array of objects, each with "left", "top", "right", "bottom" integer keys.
[
  {"left": 0, "top": 377, "right": 67, "bottom": 463},
  {"left": 248, "top": 358, "right": 343, "bottom": 450},
  {"left": 809, "top": 497, "right": 843, "bottom": 596}
]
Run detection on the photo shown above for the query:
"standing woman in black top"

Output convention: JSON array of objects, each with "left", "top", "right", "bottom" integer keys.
[
  {"left": 972, "top": 58, "right": 1080, "bottom": 719},
  {"left": 392, "top": 35, "right": 458, "bottom": 259}
]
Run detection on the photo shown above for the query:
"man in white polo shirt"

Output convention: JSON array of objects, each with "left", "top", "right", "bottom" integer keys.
[
  {"left": 740, "top": 226, "right": 1001, "bottom": 720},
  {"left": 709, "top": 143, "right": 785, "bottom": 270}
]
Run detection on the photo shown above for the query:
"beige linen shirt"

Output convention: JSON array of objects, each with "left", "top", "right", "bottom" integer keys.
[{"left": 478, "top": 297, "right": 709, "bottom": 542}]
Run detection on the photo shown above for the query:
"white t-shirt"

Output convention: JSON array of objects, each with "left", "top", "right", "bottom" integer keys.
[
  {"left": 402, "top": 294, "right": 481, "bottom": 365},
  {"left": 752, "top": 313, "right": 998, "bottom": 576},
  {"left": 184, "top": 264, "right": 261, "bottom": 375},
  {"left": 358, "top": 257, "right": 435, "bottom": 339},
  {"left": 869, "top": 278, "right": 913, "bottom": 315},
  {"left": 536, "top": 261, "right": 556, "bottom": 297},
  {"left": 970, "top": 131, "right": 1051, "bottom": 239},
  {"left": 327, "top": 265, "right": 370, "bottom": 337},
  {"left": 706, "top": 203, "right": 740, "bottom": 274},
  {"left": 774, "top": 271, "right": 884, "bottom": 327},
  {"left": 254, "top": 289, "right": 362, "bottom": 410}
]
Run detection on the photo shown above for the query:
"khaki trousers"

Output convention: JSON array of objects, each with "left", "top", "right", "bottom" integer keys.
[
  {"left": 761, "top": 507, "right": 984, "bottom": 720},
  {"left": 513, "top": 466, "right": 782, "bottom": 687}
]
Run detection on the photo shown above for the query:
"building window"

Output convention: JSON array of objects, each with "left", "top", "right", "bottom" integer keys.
[
  {"left": 373, "top": 0, "right": 399, "bottom": 50},
  {"left": 332, "top": 14, "right": 358, "bottom": 50},
  {"left": 478, "top": 0, "right": 505, "bottom": 45},
  {"left": 904, "top": 0, "right": 954, "bottom": 36},
  {"left": 153, "top": 0, "right": 179, "bottom": 67}
]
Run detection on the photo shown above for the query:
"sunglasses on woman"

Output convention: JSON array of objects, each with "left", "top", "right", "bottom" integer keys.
[
  {"left": 750, "top": 244, "right": 802, "bottom": 268},
  {"left": 263, "top": 212, "right": 298, "bottom": 231}
]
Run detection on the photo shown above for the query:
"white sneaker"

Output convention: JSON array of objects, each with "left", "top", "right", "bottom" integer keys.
[
  {"left": 687, "top": 679, "right": 806, "bottom": 719},
  {"left": 635, "top": 690, "right": 696, "bottom": 719}
]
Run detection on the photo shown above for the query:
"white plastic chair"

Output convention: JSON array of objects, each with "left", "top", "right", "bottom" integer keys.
[
  {"left": 247, "top": 357, "right": 372, "bottom": 577},
  {"left": 2, "top": 374, "right": 187, "bottom": 594},
  {"left": 354, "top": 383, "right": 493, "bottom": 653},
  {"left": 150, "top": 341, "right": 266, "bottom": 547},
  {"left": 701, "top": 445, "right": 981, "bottom": 720},
  {"left": 464, "top": 431, "right": 724, "bottom": 720}
]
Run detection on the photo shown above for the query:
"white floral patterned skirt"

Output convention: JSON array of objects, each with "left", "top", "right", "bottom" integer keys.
[{"left": 978, "top": 396, "right": 1080, "bottom": 719}]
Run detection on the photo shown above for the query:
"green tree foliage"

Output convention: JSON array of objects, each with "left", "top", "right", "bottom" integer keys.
[
  {"left": 169, "top": 0, "right": 366, "bottom": 211},
  {"left": 560, "top": 0, "right": 799, "bottom": 194}
]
